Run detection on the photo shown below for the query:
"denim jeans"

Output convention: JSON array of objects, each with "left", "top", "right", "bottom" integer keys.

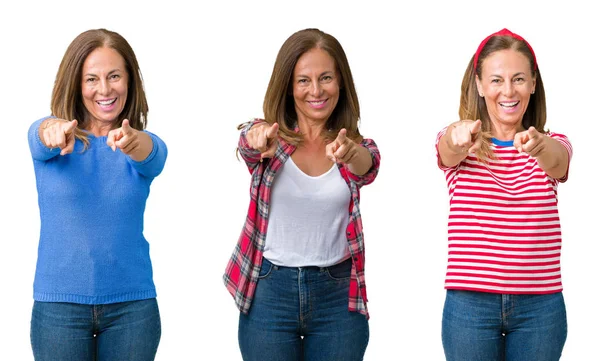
[
  {"left": 238, "top": 257, "right": 369, "bottom": 361},
  {"left": 31, "top": 298, "right": 161, "bottom": 361},
  {"left": 442, "top": 290, "right": 567, "bottom": 361}
]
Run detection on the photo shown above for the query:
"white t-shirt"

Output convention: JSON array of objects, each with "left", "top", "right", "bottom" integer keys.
[{"left": 264, "top": 157, "right": 351, "bottom": 267}]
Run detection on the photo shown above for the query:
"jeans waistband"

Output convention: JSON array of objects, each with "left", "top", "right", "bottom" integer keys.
[{"left": 263, "top": 257, "right": 352, "bottom": 272}]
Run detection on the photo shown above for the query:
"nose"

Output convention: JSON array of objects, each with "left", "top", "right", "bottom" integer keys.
[
  {"left": 310, "top": 80, "right": 322, "bottom": 97},
  {"left": 99, "top": 78, "right": 111, "bottom": 95},
  {"left": 502, "top": 81, "right": 515, "bottom": 97}
]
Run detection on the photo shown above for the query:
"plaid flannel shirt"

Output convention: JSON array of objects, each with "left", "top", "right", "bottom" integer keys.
[{"left": 223, "top": 119, "right": 380, "bottom": 319}]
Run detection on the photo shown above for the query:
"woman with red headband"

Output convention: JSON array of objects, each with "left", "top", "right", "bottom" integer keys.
[{"left": 436, "top": 28, "right": 571, "bottom": 360}]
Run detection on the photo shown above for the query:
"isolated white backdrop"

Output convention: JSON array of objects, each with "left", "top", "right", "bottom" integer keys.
[{"left": 1, "top": 1, "right": 597, "bottom": 360}]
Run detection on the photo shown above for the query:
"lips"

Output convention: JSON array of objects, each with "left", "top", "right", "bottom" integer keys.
[
  {"left": 499, "top": 100, "right": 519, "bottom": 108},
  {"left": 97, "top": 98, "right": 117, "bottom": 107},
  {"left": 96, "top": 98, "right": 117, "bottom": 111},
  {"left": 307, "top": 99, "right": 328, "bottom": 109}
]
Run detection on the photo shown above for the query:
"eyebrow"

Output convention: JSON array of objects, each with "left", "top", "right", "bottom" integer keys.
[
  {"left": 489, "top": 72, "right": 526, "bottom": 78},
  {"left": 83, "top": 69, "right": 123, "bottom": 77},
  {"left": 295, "top": 70, "right": 335, "bottom": 78}
]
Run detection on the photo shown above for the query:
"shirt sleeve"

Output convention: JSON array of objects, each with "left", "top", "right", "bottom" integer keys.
[
  {"left": 548, "top": 132, "right": 572, "bottom": 183},
  {"left": 435, "top": 126, "right": 460, "bottom": 171},
  {"left": 126, "top": 131, "right": 168, "bottom": 178},
  {"left": 237, "top": 119, "right": 265, "bottom": 173},
  {"left": 28, "top": 116, "right": 61, "bottom": 161},
  {"left": 344, "top": 138, "right": 380, "bottom": 187}
]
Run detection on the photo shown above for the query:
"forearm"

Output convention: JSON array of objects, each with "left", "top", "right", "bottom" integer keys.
[
  {"left": 536, "top": 136, "right": 569, "bottom": 179},
  {"left": 128, "top": 131, "right": 154, "bottom": 162},
  {"left": 127, "top": 132, "right": 168, "bottom": 178},
  {"left": 347, "top": 144, "right": 373, "bottom": 176}
]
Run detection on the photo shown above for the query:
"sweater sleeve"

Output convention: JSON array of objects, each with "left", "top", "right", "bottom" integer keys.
[
  {"left": 28, "top": 116, "right": 61, "bottom": 161},
  {"left": 126, "top": 131, "right": 168, "bottom": 178}
]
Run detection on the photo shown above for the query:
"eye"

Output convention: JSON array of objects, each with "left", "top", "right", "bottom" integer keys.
[
  {"left": 298, "top": 78, "right": 309, "bottom": 84},
  {"left": 513, "top": 77, "right": 525, "bottom": 83},
  {"left": 491, "top": 79, "right": 501, "bottom": 84},
  {"left": 321, "top": 75, "right": 333, "bottom": 81},
  {"left": 85, "top": 77, "right": 96, "bottom": 83},
  {"left": 110, "top": 74, "right": 121, "bottom": 80}
]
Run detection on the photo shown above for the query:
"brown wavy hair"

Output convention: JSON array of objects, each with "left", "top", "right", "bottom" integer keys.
[
  {"left": 51, "top": 28, "right": 148, "bottom": 148},
  {"left": 262, "top": 28, "right": 362, "bottom": 145},
  {"left": 460, "top": 34, "right": 546, "bottom": 159}
]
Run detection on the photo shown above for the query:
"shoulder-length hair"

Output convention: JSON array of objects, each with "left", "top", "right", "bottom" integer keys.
[
  {"left": 460, "top": 35, "right": 546, "bottom": 159},
  {"left": 263, "top": 28, "right": 362, "bottom": 145},
  {"left": 51, "top": 28, "right": 148, "bottom": 148}
]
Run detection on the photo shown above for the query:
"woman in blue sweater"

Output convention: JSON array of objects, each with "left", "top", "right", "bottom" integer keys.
[{"left": 28, "top": 29, "right": 167, "bottom": 361}]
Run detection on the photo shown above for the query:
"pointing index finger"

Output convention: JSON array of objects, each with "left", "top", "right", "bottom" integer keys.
[
  {"left": 470, "top": 119, "right": 482, "bottom": 135},
  {"left": 527, "top": 126, "right": 540, "bottom": 139},
  {"left": 63, "top": 119, "right": 78, "bottom": 134},
  {"left": 265, "top": 122, "right": 279, "bottom": 139},
  {"left": 121, "top": 119, "right": 134, "bottom": 134},
  {"left": 337, "top": 128, "right": 347, "bottom": 142}
]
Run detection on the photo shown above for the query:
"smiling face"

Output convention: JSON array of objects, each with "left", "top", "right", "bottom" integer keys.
[
  {"left": 476, "top": 48, "right": 536, "bottom": 135},
  {"left": 81, "top": 46, "right": 128, "bottom": 128},
  {"left": 292, "top": 47, "right": 340, "bottom": 125}
]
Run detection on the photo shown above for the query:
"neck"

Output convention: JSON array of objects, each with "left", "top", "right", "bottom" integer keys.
[
  {"left": 490, "top": 120, "right": 524, "bottom": 141},
  {"left": 297, "top": 117, "right": 327, "bottom": 142},
  {"left": 87, "top": 120, "right": 116, "bottom": 137}
]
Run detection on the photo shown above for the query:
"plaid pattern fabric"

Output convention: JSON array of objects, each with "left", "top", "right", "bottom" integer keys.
[{"left": 223, "top": 119, "right": 380, "bottom": 319}]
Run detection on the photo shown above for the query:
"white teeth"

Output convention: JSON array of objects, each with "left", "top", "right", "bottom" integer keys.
[
  {"left": 309, "top": 100, "right": 325, "bottom": 105},
  {"left": 500, "top": 101, "right": 518, "bottom": 107},
  {"left": 97, "top": 99, "right": 116, "bottom": 105}
]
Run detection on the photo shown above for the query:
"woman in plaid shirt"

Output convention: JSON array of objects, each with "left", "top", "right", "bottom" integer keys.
[{"left": 224, "top": 28, "right": 380, "bottom": 361}]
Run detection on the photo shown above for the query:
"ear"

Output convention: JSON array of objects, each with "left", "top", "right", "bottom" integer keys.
[
  {"left": 475, "top": 75, "right": 483, "bottom": 97},
  {"left": 531, "top": 75, "right": 537, "bottom": 94}
]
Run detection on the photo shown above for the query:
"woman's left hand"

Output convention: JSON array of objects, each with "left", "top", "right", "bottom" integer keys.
[
  {"left": 514, "top": 126, "right": 546, "bottom": 157},
  {"left": 107, "top": 119, "right": 139, "bottom": 153},
  {"left": 107, "top": 119, "right": 152, "bottom": 161},
  {"left": 326, "top": 128, "right": 359, "bottom": 164}
]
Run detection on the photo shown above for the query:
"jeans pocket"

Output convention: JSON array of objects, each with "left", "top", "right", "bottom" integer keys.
[
  {"left": 326, "top": 258, "right": 352, "bottom": 280},
  {"left": 258, "top": 258, "right": 275, "bottom": 279}
]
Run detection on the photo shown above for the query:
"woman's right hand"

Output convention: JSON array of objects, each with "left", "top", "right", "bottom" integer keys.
[
  {"left": 39, "top": 118, "right": 78, "bottom": 156},
  {"left": 448, "top": 119, "right": 482, "bottom": 154},
  {"left": 246, "top": 122, "right": 279, "bottom": 160}
]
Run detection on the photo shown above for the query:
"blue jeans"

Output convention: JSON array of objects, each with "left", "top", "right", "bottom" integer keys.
[
  {"left": 239, "top": 257, "right": 369, "bottom": 361},
  {"left": 31, "top": 298, "right": 161, "bottom": 361},
  {"left": 442, "top": 290, "right": 567, "bottom": 361}
]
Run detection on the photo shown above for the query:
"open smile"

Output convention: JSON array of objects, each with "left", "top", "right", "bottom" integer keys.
[{"left": 307, "top": 99, "right": 328, "bottom": 109}]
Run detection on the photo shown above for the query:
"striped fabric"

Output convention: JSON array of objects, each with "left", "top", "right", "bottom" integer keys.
[
  {"left": 436, "top": 128, "right": 573, "bottom": 294},
  {"left": 224, "top": 119, "right": 381, "bottom": 318}
]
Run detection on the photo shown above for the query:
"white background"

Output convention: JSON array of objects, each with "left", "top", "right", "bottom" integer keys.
[{"left": 1, "top": 1, "right": 597, "bottom": 360}]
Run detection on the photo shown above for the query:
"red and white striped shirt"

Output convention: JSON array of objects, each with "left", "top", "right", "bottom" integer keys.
[{"left": 436, "top": 129, "right": 573, "bottom": 294}]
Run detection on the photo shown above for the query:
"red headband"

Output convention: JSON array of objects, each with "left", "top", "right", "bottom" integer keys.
[{"left": 473, "top": 28, "right": 537, "bottom": 72}]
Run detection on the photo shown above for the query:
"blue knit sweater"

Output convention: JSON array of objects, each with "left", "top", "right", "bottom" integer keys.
[{"left": 28, "top": 117, "right": 167, "bottom": 304}]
